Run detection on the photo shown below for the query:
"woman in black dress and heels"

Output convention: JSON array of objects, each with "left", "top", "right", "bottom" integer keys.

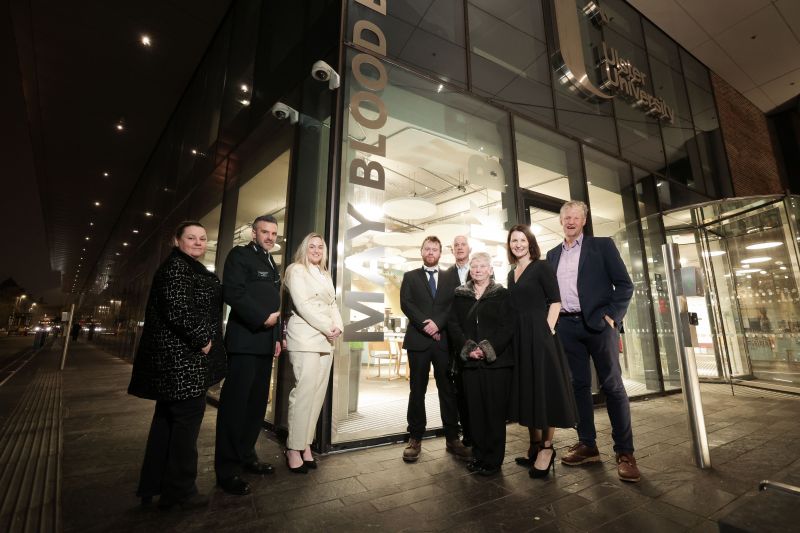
[{"left": 507, "top": 225, "right": 577, "bottom": 478}]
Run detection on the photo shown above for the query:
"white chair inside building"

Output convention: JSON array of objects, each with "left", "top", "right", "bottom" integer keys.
[{"left": 366, "top": 340, "right": 397, "bottom": 380}]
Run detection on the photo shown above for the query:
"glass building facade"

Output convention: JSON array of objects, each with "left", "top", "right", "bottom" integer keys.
[{"left": 88, "top": 0, "right": 796, "bottom": 451}]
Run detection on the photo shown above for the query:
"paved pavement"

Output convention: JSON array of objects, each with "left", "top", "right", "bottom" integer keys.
[{"left": 2, "top": 340, "right": 799, "bottom": 532}]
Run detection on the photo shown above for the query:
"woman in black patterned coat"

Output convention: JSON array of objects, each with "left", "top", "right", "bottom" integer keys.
[{"left": 129, "top": 221, "right": 226, "bottom": 510}]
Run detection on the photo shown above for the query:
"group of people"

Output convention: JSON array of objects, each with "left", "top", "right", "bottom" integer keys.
[
  {"left": 128, "top": 215, "right": 341, "bottom": 510},
  {"left": 126, "top": 198, "right": 639, "bottom": 511},
  {"left": 400, "top": 201, "right": 639, "bottom": 483}
]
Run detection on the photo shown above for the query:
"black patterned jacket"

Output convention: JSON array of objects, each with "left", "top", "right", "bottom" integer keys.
[{"left": 128, "top": 248, "right": 227, "bottom": 401}]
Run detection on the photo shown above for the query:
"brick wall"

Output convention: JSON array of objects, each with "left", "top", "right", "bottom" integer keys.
[{"left": 712, "top": 73, "right": 783, "bottom": 196}]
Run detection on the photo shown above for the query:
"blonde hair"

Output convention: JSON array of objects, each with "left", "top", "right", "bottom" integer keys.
[{"left": 293, "top": 232, "right": 329, "bottom": 273}]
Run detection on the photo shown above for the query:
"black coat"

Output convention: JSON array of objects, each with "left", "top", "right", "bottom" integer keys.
[
  {"left": 128, "top": 248, "right": 227, "bottom": 401},
  {"left": 447, "top": 281, "right": 516, "bottom": 369},
  {"left": 400, "top": 267, "right": 458, "bottom": 352},
  {"left": 222, "top": 243, "right": 281, "bottom": 355}
]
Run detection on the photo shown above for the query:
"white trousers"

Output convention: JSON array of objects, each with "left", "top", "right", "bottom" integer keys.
[{"left": 286, "top": 351, "right": 333, "bottom": 450}]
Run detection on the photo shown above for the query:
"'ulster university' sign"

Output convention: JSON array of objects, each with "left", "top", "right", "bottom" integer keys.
[{"left": 545, "top": 0, "right": 676, "bottom": 123}]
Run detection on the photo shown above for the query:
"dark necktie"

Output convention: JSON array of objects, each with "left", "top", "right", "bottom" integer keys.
[{"left": 427, "top": 269, "right": 437, "bottom": 297}]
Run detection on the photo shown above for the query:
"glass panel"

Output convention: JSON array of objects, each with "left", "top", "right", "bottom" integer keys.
[
  {"left": 514, "top": 117, "right": 585, "bottom": 201},
  {"left": 602, "top": 0, "right": 644, "bottom": 43},
  {"left": 680, "top": 49, "right": 712, "bottom": 91},
  {"left": 552, "top": 0, "right": 618, "bottom": 154},
  {"left": 701, "top": 229, "right": 749, "bottom": 378},
  {"left": 584, "top": 149, "right": 661, "bottom": 395},
  {"left": 225, "top": 146, "right": 292, "bottom": 425},
  {"left": 527, "top": 204, "right": 563, "bottom": 253},
  {"left": 347, "top": 0, "right": 467, "bottom": 87},
  {"left": 711, "top": 202, "right": 800, "bottom": 386},
  {"left": 635, "top": 171, "right": 678, "bottom": 390},
  {"left": 680, "top": 49, "right": 727, "bottom": 198},
  {"left": 188, "top": 162, "right": 227, "bottom": 273},
  {"left": 334, "top": 49, "right": 517, "bottom": 443},
  {"left": 603, "top": 30, "right": 665, "bottom": 172},
  {"left": 467, "top": 0, "right": 553, "bottom": 125},
  {"left": 669, "top": 231, "right": 722, "bottom": 379},
  {"left": 218, "top": 0, "right": 261, "bottom": 158},
  {"left": 643, "top": 20, "right": 680, "bottom": 68},
  {"left": 649, "top": 58, "right": 704, "bottom": 191},
  {"left": 657, "top": 179, "right": 710, "bottom": 213}
]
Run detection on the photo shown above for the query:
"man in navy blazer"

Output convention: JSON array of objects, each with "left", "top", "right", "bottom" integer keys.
[
  {"left": 546, "top": 201, "right": 640, "bottom": 482},
  {"left": 400, "top": 236, "right": 469, "bottom": 463}
]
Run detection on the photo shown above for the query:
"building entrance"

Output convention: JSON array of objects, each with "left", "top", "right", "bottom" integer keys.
[{"left": 662, "top": 195, "right": 800, "bottom": 390}]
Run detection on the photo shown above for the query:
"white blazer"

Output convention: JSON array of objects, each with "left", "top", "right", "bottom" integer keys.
[{"left": 284, "top": 263, "right": 343, "bottom": 353}]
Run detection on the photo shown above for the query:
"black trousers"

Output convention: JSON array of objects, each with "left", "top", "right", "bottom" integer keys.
[
  {"left": 558, "top": 316, "right": 634, "bottom": 453},
  {"left": 215, "top": 353, "right": 273, "bottom": 480},
  {"left": 407, "top": 345, "right": 460, "bottom": 440},
  {"left": 137, "top": 394, "right": 207, "bottom": 502},
  {"left": 463, "top": 367, "right": 512, "bottom": 469},
  {"left": 452, "top": 363, "right": 472, "bottom": 445}
]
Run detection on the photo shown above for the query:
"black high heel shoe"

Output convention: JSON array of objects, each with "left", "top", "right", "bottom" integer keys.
[
  {"left": 284, "top": 450, "right": 308, "bottom": 474},
  {"left": 529, "top": 444, "right": 556, "bottom": 479},
  {"left": 515, "top": 441, "right": 541, "bottom": 467},
  {"left": 302, "top": 448, "right": 317, "bottom": 469}
]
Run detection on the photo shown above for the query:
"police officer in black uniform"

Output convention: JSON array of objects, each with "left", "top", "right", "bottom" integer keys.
[{"left": 214, "top": 214, "right": 282, "bottom": 495}]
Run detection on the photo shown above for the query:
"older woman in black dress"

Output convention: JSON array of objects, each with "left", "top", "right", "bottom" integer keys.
[
  {"left": 128, "top": 221, "right": 227, "bottom": 509},
  {"left": 507, "top": 225, "right": 577, "bottom": 479},
  {"left": 448, "top": 252, "right": 515, "bottom": 476}
]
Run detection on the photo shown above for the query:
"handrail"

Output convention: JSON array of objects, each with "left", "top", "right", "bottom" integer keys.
[{"left": 759, "top": 480, "right": 800, "bottom": 496}]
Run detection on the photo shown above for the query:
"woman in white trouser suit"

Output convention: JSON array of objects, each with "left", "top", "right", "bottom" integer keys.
[{"left": 283, "top": 233, "right": 343, "bottom": 472}]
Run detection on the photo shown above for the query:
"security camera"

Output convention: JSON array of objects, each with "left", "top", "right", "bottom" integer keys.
[
  {"left": 270, "top": 102, "right": 299, "bottom": 124},
  {"left": 311, "top": 60, "right": 340, "bottom": 90}
]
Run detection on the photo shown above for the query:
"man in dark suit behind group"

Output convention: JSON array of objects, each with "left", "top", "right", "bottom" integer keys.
[
  {"left": 214, "top": 214, "right": 282, "bottom": 495},
  {"left": 546, "top": 201, "right": 639, "bottom": 483},
  {"left": 445, "top": 234, "right": 472, "bottom": 448},
  {"left": 400, "top": 236, "right": 470, "bottom": 463}
]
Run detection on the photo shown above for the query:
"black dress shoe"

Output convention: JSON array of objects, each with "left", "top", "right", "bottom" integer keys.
[
  {"left": 140, "top": 495, "right": 154, "bottom": 508},
  {"left": 218, "top": 475, "right": 251, "bottom": 496},
  {"left": 466, "top": 459, "right": 483, "bottom": 473},
  {"left": 158, "top": 493, "right": 209, "bottom": 511},
  {"left": 243, "top": 461, "right": 275, "bottom": 475},
  {"left": 303, "top": 459, "right": 318, "bottom": 470},
  {"left": 477, "top": 465, "right": 500, "bottom": 476}
]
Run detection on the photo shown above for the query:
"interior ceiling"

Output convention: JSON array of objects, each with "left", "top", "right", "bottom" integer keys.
[
  {"left": 627, "top": 0, "right": 800, "bottom": 112},
  {"left": 8, "top": 0, "right": 231, "bottom": 295}
]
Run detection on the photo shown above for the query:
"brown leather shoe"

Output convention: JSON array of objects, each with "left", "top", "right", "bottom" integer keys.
[
  {"left": 446, "top": 439, "right": 473, "bottom": 461},
  {"left": 616, "top": 452, "right": 640, "bottom": 482},
  {"left": 403, "top": 438, "right": 421, "bottom": 463},
  {"left": 561, "top": 442, "right": 601, "bottom": 466}
]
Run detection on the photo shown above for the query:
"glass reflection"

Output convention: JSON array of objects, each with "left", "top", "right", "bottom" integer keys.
[
  {"left": 585, "top": 149, "right": 660, "bottom": 395},
  {"left": 335, "top": 52, "right": 517, "bottom": 443}
]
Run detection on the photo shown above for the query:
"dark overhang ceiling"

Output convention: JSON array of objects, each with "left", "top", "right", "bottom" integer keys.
[{"left": 8, "top": 0, "right": 231, "bottom": 295}]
